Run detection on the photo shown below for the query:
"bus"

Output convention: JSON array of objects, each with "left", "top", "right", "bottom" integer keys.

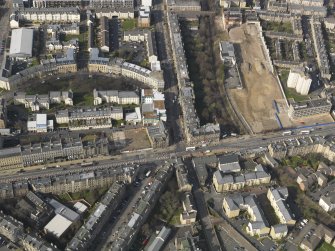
[
  {"left": 186, "top": 146, "right": 196, "bottom": 151},
  {"left": 81, "top": 161, "right": 94, "bottom": 167},
  {"left": 145, "top": 170, "right": 151, "bottom": 177},
  {"left": 282, "top": 131, "right": 292, "bottom": 136},
  {"left": 299, "top": 130, "right": 310, "bottom": 135}
]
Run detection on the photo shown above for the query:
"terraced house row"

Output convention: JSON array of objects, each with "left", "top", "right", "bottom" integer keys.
[
  {"left": 0, "top": 165, "right": 136, "bottom": 199},
  {"left": 0, "top": 134, "right": 109, "bottom": 169},
  {"left": 268, "top": 135, "right": 335, "bottom": 161}
]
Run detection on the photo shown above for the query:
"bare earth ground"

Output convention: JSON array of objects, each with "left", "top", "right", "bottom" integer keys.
[
  {"left": 123, "top": 128, "right": 152, "bottom": 152},
  {"left": 229, "top": 24, "right": 284, "bottom": 133}
]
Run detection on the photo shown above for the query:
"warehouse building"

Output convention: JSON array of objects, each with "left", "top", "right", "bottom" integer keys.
[
  {"left": 44, "top": 214, "right": 72, "bottom": 238},
  {"left": 9, "top": 28, "right": 33, "bottom": 59}
]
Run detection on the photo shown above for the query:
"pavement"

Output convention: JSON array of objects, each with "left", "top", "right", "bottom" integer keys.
[
  {"left": 1, "top": 124, "right": 334, "bottom": 183},
  {"left": 94, "top": 165, "right": 155, "bottom": 251},
  {"left": 152, "top": 4, "right": 183, "bottom": 145},
  {"left": 184, "top": 158, "right": 222, "bottom": 251}
]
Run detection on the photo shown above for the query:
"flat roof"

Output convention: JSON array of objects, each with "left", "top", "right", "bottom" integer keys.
[
  {"left": 9, "top": 28, "right": 33, "bottom": 57},
  {"left": 44, "top": 214, "right": 72, "bottom": 238},
  {"left": 36, "top": 114, "right": 47, "bottom": 125}
]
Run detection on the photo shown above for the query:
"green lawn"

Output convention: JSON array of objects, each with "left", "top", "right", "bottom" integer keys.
[
  {"left": 68, "top": 187, "right": 109, "bottom": 205},
  {"left": 281, "top": 153, "right": 324, "bottom": 170},
  {"left": 64, "top": 32, "right": 87, "bottom": 43},
  {"left": 82, "top": 134, "right": 97, "bottom": 142},
  {"left": 122, "top": 19, "right": 137, "bottom": 31},
  {"left": 57, "top": 193, "right": 73, "bottom": 202},
  {"left": 30, "top": 58, "right": 39, "bottom": 67},
  {"left": 264, "top": 21, "right": 293, "bottom": 33},
  {"left": 168, "top": 208, "right": 182, "bottom": 225},
  {"left": 316, "top": 242, "right": 335, "bottom": 251},
  {"left": 73, "top": 93, "right": 94, "bottom": 106}
]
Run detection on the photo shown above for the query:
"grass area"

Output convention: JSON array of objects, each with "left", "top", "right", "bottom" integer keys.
[
  {"left": 112, "top": 119, "right": 125, "bottom": 127},
  {"left": 68, "top": 186, "right": 109, "bottom": 205},
  {"left": 21, "top": 74, "right": 139, "bottom": 95},
  {"left": 263, "top": 21, "right": 293, "bottom": 33},
  {"left": 169, "top": 208, "right": 183, "bottom": 225},
  {"left": 30, "top": 58, "right": 39, "bottom": 67},
  {"left": 57, "top": 193, "right": 73, "bottom": 202},
  {"left": 122, "top": 19, "right": 137, "bottom": 31},
  {"left": 64, "top": 33, "right": 86, "bottom": 43},
  {"left": 82, "top": 134, "right": 97, "bottom": 142},
  {"left": 149, "top": 178, "right": 183, "bottom": 225},
  {"left": 278, "top": 69, "right": 309, "bottom": 102},
  {"left": 281, "top": 153, "right": 326, "bottom": 170},
  {"left": 316, "top": 241, "right": 335, "bottom": 251},
  {"left": 74, "top": 93, "right": 94, "bottom": 106}
]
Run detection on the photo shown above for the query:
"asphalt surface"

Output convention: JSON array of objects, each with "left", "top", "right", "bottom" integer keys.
[
  {"left": 152, "top": 3, "right": 184, "bottom": 146},
  {"left": 94, "top": 165, "right": 155, "bottom": 251},
  {"left": 0, "top": 124, "right": 334, "bottom": 183}
]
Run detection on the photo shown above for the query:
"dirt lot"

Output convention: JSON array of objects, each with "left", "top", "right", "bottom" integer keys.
[
  {"left": 119, "top": 128, "right": 152, "bottom": 152},
  {"left": 229, "top": 24, "right": 285, "bottom": 133}
]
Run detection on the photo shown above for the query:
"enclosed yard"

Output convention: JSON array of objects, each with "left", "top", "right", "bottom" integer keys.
[
  {"left": 20, "top": 73, "right": 141, "bottom": 95},
  {"left": 113, "top": 128, "right": 152, "bottom": 152}
]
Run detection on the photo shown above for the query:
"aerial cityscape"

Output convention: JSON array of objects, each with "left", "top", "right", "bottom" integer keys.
[{"left": 0, "top": 0, "right": 334, "bottom": 249}]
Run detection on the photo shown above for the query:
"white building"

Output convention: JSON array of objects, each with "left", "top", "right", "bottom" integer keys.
[
  {"left": 319, "top": 194, "right": 335, "bottom": 212},
  {"left": 287, "top": 69, "right": 312, "bottom": 95},
  {"left": 10, "top": 13, "right": 20, "bottom": 28},
  {"left": 16, "top": 7, "right": 81, "bottom": 23},
  {"left": 73, "top": 202, "right": 88, "bottom": 214},
  {"left": 138, "top": 6, "right": 150, "bottom": 28},
  {"left": 44, "top": 214, "right": 72, "bottom": 238},
  {"left": 27, "top": 114, "right": 54, "bottom": 133},
  {"left": 125, "top": 107, "right": 142, "bottom": 124},
  {"left": 142, "top": 0, "right": 152, "bottom": 7},
  {"left": 93, "top": 89, "right": 140, "bottom": 105},
  {"left": 141, "top": 89, "right": 166, "bottom": 124},
  {"left": 9, "top": 28, "right": 33, "bottom": 59},
  {"left": 49, "top": 91, "right": 73, "bottom": 105}
]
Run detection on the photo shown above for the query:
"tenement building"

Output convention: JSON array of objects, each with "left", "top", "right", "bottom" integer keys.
[
  {"left": 0, "top": 166, "right": 136, "bottom": 199},
  {"left": 268, "top": 135, "right": 335, "bottom": 162},
  {"left": 288, "top": 98, "right": 332, "bottom": 119}
]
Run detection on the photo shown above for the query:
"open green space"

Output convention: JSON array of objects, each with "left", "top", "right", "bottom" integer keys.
[
  {"left": 281, "top": 153, "right": 327, "bottom": 170},
  {"left": 316, "top": 242, "right": 335, "bottom": 251},
  {"left": 21, "top": 74, "right": 140, "bottom": 97},
  {"left": 73, "top": 93, "right": 94, "bottom": 106},
  {"left": 278, "top": 69, "right": 309, "bottom": 102},
  {"left": 64, "top": 186, "right": 109, "bottom": 205},
  {"left": 64, "top": 32, "right": 87, "bottom": 43},
  {"left": 263, "top": 21, "right": 293, "bottom": 33},
  {"left": 81, "top": 134, "right": 97, "bottom": 142},
  {"left": 58, "top": 193, "right": 73, "bottom": 201},
  {"left": 122, "top": 19, "right": 137, "bottom": 31}
]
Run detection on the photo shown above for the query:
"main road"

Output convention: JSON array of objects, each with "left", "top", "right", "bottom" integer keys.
[{"left": 0, "top": 124, "right": 334, "bottom": 183}]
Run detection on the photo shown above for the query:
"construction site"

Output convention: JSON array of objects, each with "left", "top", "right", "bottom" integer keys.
[{"left": 229, "top": 24, "right": 286, "bottom": 133}]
